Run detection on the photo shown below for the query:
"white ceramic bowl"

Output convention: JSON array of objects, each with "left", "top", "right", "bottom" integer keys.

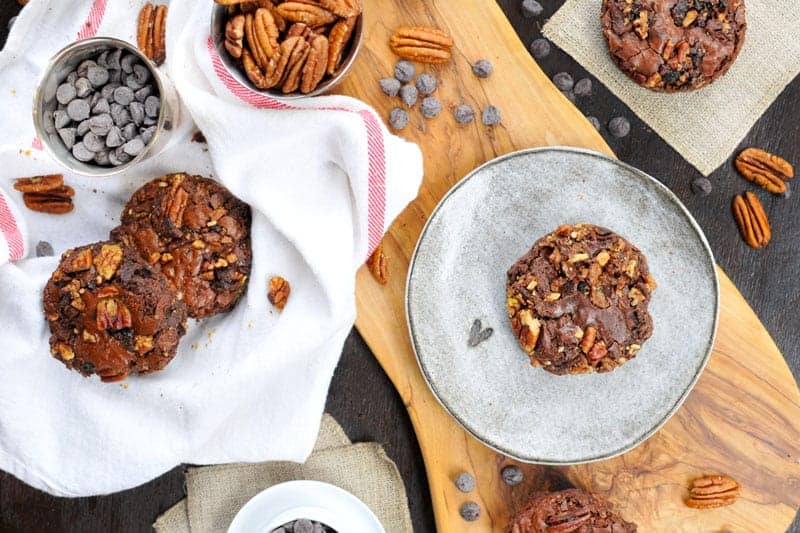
[{"left": 227, "top": 480, "right": 385, "bottom": 533}]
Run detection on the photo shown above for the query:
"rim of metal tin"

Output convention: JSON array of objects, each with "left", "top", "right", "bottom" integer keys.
[
  {"left": 209, "top": 5, "right": 363, "bottom": 100},
  {"left": 32, "top": 37, "right": 169, "bottom": 177}
]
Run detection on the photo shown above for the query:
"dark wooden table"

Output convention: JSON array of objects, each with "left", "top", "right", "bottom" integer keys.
[{"left": 1, "top": 2, "right": 798, "bottom": 532}]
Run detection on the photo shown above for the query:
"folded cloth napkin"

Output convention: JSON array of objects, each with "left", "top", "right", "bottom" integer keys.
[
  {"left": 0, "top": 184, "right": 27, "bottom": 264},
  {"left": 543, "top": 0, "right": 800, "bottom": 176},
  {"left": 153, "top": 414, "right": 413, "bottom": 533},
  {"left": 0, "top": 0, "right": 422, "bottom": 497}
]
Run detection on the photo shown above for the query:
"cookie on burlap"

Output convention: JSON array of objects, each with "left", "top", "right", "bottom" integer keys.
[
  {"left": 506, "top": 223, "right": 656, "bottom": 375},
  {"left": 112, "top": 173, "right": 252, "bottom": 319},
  {"left": 44, "top": 241, "right": 188, "bottom": 382}
]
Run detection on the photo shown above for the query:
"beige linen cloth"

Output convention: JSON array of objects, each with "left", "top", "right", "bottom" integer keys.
[
  {"left": 543, "top": 1, "right": 800, "bottom": 176},
  {"left": 153, "top": 415, "right": 412, "bottom": 533}
]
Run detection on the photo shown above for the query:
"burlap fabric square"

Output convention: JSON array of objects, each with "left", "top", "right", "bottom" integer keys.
[{"left": 543, "top": 0, "right": 800, "bottom": 176}]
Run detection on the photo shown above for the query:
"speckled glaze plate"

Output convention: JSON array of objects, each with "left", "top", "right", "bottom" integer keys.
[{"left": 406, "top": 147, "right": 719, "bottom": 464}]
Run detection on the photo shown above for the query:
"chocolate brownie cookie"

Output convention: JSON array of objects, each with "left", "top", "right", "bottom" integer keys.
[
  {"left": 506, "top": 224, "right": 656, "bottom": 375},
  {"left": 43, "top": 241, "right": 188, "bottom": 382},
  {"left": 111, "top": 173, "right": 252, "bottom": 319},
  {"left": 601, "top": 0, "right": 746, "bottom": 92},
  {"left": 508, "top": 489, "right": 637, "bottom": 532}
]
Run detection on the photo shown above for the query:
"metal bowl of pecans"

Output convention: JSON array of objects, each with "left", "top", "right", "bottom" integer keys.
[
  {"left": 210, "top": 1, "right": 363, "bottom": 99},
  {"left": 32, "top": 37, "right": 181, "bottom": 177}
]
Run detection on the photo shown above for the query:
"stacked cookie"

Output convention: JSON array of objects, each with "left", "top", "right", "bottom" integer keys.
[{"left": 44, "top": 174, "right": 252, "bottom": 382}]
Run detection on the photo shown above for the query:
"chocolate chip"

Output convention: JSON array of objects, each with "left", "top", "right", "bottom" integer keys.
[
  {"left": 608, "top": 116, "right": 631, "bottom": 138},
  {"left": 455, "top": 471, "right": 475, "bottom": 493},
  {"left": 294, "top": 519, "right": 313, "bottom": 533},
  {"left": 107, "top": 48, "right": 122, "bottom": 70},
  {"left": 112, "top": 107, "right": 132, "bottom": 128},
  {"left": 83, "top": 132, "right": 106, "bottom": 152},
  {"left": 54, "top": 110, "right": 71, "bottom": 129},
  {"left": 690, "top": 177, "right": 712, "bottom": 196},
  {"left": 66, "top": 99, "right": 90, "bottom": 121},
  {"left": 72, "top": 141, "right": 95, "bottom": 162},
  {"left": 143, "top": 115, "right": 157, "bottom": 126},
  {"left": 420, "top": 96, "right": 442, "bottom": 118},
  {"left": 105, "top": 126, "right": 125, "bottom": 147},
  {"left": 74, "top": 77, "right": 92, "bottom": 98},
  {"left": 140, "top": 125, "right": 157, "bottom": 145},
  {"left": 113, "top": 86, "right": 134, "bottom": 106},
  {"left": 101, "top": 83, "right": 120, "bottom": 101},
  {"left": 114, "top": 146, "right": 133, "bottom": 163},
  {"left": 125, "top": 73, "right": 145, "bottom": 90},
  {"left": 389, "top": 107, "right": 409, "bottom": 130},
  {"left": 587, "top": 116, "right": 601, "bottom": 131},
  {"left": 87, "top": 66, "right": 109, "bottom": 88},
  {"left": 553, "top": 72, "right": 574, "bottom": 91},
  {"left": 133, "top": 64, "right": 150, "bottom": 85},
  {"left": 94, "top": 150, "right": 110, "bottom": 165},
  {"left": 89, "top": 113, "right": 114, "bottom": 136},
  {"left": 108, "top": 149, "right": 123, "bottom": 166},
  {"left": 144, "top": 95, "right": 161, "bottom": 118},
  {"left": 501, "top": 464, "right": 523, "bottom": 486},
  {"left": 76, "top": 59, "right": 97, "bottom": 78},
  {"left": 76, "top": 119, "right": 91, "bottom": 137},
  {"left": 36, "top": 241, "right": 54, "bottom": 257},
  {"left": 57, "top": 128, "right": 76, "bottom": 150},
  {"left": 400, "top": 84, "right": 418, "bottom": 107},
  {"left": 562, "top": 90, "right": 576, "bottom": 103},
  {"left": 43, "top": 110, "right": 55, "bottom": 133},
  {"left": 92, "top": 97, "right": 110, "bottom": 115},
  {"left": 472, "top": 59, "right": 493, "bottom": 78},
  {"left": 574, "top": 78, "right": 593, "bottom": 98},
  {"left": 460, "top": 502, "right": 481, "bottom": 522},
  {"left": 454, "top": 104, "right": 475, "bottom": 124},
  {"left": 521, "top": 0, "right": 543, "bottom": 17},
  {"left": 121, "top": 123, "right": 138, "bottom": 141},
  {"left": 416, "top": 73, "right": 437, "bottom": 95},
  {"left": 135, "top": 85, "right": 153, "bottom": 102},
  {"left": 394, "top": 60, "right": 415, "bottom": 83},
  {"left": 56, "top": 83, "right": 77, "bottom": 105},
  {"left": 96, "top": 51, "right": 109, "bottom": 68},
  {"left": 122, "top": 138, "right": 145, "bottom": 157},
  {"left": 109, "top": 69, "right": 122, "bottom": 83},
  {"left": 120, "top": 54, "right": 137, "bottom": 73},
  {"left": 66, "top": 71, "right": 78, "bottom": 85},
  {"left": 129, "top": 101, "right": 145, "bottom": 126},
  {"left": 90, "top": 91, "right": 101, "bottom": 108},
  {"left": 380, "top": 77, "right": 401, "bottom": 97},
  {"left": 482, "top": 105, "right": 501, "bottom": 126}
]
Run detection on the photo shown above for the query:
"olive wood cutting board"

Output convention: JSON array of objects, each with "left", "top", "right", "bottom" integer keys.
[{"left": 334, "top": 0, "right": 800, "bottom": 530}]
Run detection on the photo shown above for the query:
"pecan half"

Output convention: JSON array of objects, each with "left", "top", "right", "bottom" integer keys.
[
  {"left": 137, "top": 3, "right": 155, "bottom": 60},
  {"left": 685, "top": 474, "right": 740, "bottom": 509},
  {"left": 732, "top": 192, "right": 770, "bottom": 248},
  {"left": 366, "top": 242, "right": 388, "bottom": 284},
  {"left": 96, "top": 298, "right": 133, "bottom": 330},
  {"left": 22, "top": 185, "right": 75, "bottom": 215},
  {"left": 152, "top": 4, "right": 168, "bottom": 65},
  {"left": 225, "top": 14, "right": 245, "bottom": 57},
  {"left": 93, "top": 244, "right": 123, "bottom": 281},
  {"left": 13, "top": 174, "right": 63, "bottom": 193},
  {"left": 287, "top": 22, "right": 312, "bottom": 38},
  {"left": 276, "top": 2, "right": 337, "bottom": 27},
  {"left": 301, "top": 33, "right": 329, "bottom": 93},
  {"left": 166, "top": 181, "right": 189, "bottom": 228},
  {"left": 326, "top": 16, "right": 356, "bottom": 75},
  {"left": 242, "top": 49, "right": 270, "bottom": 89},
  {"left": 268, "top": 276, "right": 291, "bottom": 310},
  {"left": 254, "top": 7, "right": 281, "bottom": 60},
  {"left": 281, "top": 37, "right": 310, "bottom": 93},
  {"left": 389, "top": 25, "right": 454, "bottom": 64},
  {"left": 315, "top": 0, "right": 360, "bottom": 18},
  {"left": 735, "top": 147, "right": 794, "bottom": 194}
]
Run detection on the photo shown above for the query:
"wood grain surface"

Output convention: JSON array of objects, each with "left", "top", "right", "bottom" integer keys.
[
  {"left": 2, "top": 0, "right": 800, "bottom": 532},
  {"left": 343, "top": 0, "right": 800, "bottom": 531}
]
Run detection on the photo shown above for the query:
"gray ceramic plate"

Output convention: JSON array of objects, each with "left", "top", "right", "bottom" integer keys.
[{"left": 406, "top": 147, "right": 719, "bottom": 464}]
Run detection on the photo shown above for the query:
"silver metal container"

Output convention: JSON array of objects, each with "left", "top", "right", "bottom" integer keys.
[
  {"left": 32, "top": 37, "right": 182, "bottom": 177},
  {"left": 210, "top": 5, "right": 363, "bottom": 99}
]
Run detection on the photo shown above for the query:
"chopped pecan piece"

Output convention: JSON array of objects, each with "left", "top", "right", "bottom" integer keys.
[
  {"left": 65, "top": 248, "right": 94, "bottom": 273},
  {"left": 389, "top": 25, "right": 454, "bottom": 64},
  {"left": 735, "top": 147, "right": 794, "bottom": 195},
  {"left": 366, "top": 242, "right": 388, "bottom": 284},
  {"left": 93, "top": 244, "right": 124, "bottom": 281},
  {"left": 685, "top": 474, "right": 740, "bottom": 509},
  {"left": 268, "top": 276, "right": 291, "bottom": 310},
  {"left": 96, "top": 298, "right": 133, "bottom": 330},
  {"left": 732, "top": 192, "right": 770, "bottom": 248}
]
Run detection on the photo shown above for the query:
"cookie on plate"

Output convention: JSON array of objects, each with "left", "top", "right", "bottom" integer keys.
[
  {"left": 508, "top": 488, "right": 637, "bottom": 532},
  {"left": 44, "top": 241, "right": 188, "bottom": 382},
  {"left": 601, "top": 0, "right": 746, "bottom": 92},
  {"left": 111, "top": 173, "right": 252, "bottom": 319},
  {"left": 506, "top": 223, "right": 656, "bottom": 375}
]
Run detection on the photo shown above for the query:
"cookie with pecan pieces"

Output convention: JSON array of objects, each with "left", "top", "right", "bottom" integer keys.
[
  {"left": 601, "top": 0, "right": 746, "bottom": 92},
  {"left": 111, "top": 173, "right": 252, "bottom": 319},
  {"left": 508, "top": 488, "right": 637, "bottom": 532},
  {"left": 43, "top": 241, "right": 188, "bottom": 382},
  {"left": 506, "top": 223, "right": 656, "bottom": 375}
]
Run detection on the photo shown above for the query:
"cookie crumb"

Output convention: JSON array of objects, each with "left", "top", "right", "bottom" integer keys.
[
  {"left": 420, "top": 96, "right": 442, "bottom": 119},
  {"left": 388, "top": 107, "right": 409, "bottom": 130},
  {"left": 379, "top": 77, "right": 401, "bottom": 97},
  {"left": 530, "top": 38, "right": 551, "bottom": 59},
  {"left": 608, "top": 116, "right": 631, "bottom": 138},
  {"left": 394, "top": 60, "right": 415, "bottom": 83},
  {"left": 481, "top": 105, "right": 501, "bottom": 126},
  {"left": 454, "top": 104, "right": 475, "bottom": 124},
  {"left": 472, "top": 59, "right": 493, "bottom": 78}
]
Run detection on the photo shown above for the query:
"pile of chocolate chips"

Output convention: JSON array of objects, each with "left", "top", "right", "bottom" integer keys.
[
  {"left": 270, "top": 518, "right": 335, "bottom": 533},
  {"left": 42, "top": 47, "right": 161, "bottom": 167}
]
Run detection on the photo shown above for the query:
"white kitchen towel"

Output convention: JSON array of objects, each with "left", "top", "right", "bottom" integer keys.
[
  {"left": 0, "top": 0, "right": 422, "bottom": 497},
  {"left": 0, "top": 184, "right": 27, "bottom": 264}
]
